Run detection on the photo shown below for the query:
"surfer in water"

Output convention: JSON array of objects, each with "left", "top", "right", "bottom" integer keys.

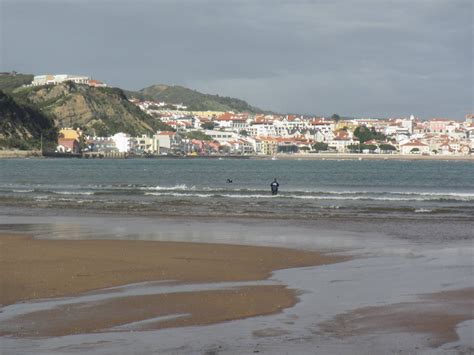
[
  {"left": 226, "top": 178, "right": 233, "bottom": 183},
  {"left": 270, "top": 178, "right": 279, "bottom": 195}
]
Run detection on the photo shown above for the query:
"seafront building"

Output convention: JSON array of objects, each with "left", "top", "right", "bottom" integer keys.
[
  {"left": 56, "top": 128, "right": 82, "bottom": 154},
  {"left": 132, "top": 135, "right": 160, "bottom": 154}
]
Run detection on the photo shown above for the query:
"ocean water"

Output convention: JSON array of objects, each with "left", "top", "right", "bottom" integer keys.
[
  {"left": 1, "top": 158, "right": 473, "bottom": 355},
  {"left": 0, "top": 158, "right": 473, "bottom": 221}
]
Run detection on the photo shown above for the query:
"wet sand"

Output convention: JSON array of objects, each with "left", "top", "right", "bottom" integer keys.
[
  {"left": 320, "top": 288, "right": 474, "bottom": 347},
  {"left": 0, "top": 216, "right": 472, "bottom": 354},
  {"left": 0, "top": 286, "right": 298, "bottom": 337},
  {"left": 0, "top": 233, "right": 345, "bottom": 337}
]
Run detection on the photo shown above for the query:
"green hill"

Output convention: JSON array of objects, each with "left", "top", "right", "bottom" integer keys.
[
  {"left": 0, "top": 73, "right": 34, "bottom": 92},
  {"left": 0, "top": 90, "right": 57, "bottom": 150},
  {"left": 125, "top": 84, "right": 261, "bottom": 112},
  {"left": 10, "top": 82, "right": 172, "bottom": 137}
]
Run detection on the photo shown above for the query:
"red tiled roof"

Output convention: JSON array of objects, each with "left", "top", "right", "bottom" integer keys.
[
  {"left": 401, "top": 140, "right": 428, "bottom": 147},
  {"left": 158, "top": 131, "right": 176, "bottom": 136}
]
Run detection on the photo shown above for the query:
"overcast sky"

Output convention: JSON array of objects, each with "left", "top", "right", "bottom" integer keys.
[{"left": 1, "top": 0, "right": 472, "bottom": 119}]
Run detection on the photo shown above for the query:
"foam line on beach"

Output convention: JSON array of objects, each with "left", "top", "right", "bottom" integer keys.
[
  {"left": 0, "top": 280, "right": 278, "bottom": 322},
  {"left": 108, "top": 314, "right": 191, "bottom": 331}
]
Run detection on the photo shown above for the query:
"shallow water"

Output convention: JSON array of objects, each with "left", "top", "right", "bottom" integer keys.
[{"left": 1, "top": 158, "right": 473, "bottom": 220}]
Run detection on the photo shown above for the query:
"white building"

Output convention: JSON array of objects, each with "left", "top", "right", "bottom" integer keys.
[
  {"left": 155, "top": 131, "right": 183, "bottom": 153},
  {"left": 399, "top": 140, "right": 430, "bottom": 155},
  {"left": 112, "top": 133, "right": 132, "bottom": 153},
  {"left": 246, "top": 124, "right": 278, "bottom": 137},
  {"left": 328, "top": 137, "right": 355, "bottom": 153},
  {"left": 31, "top": 74, "right": 91, "bottom": 86},
  {"left": 400, "top": 115, "right": 415, "bottom": 134},
  {"left": 203, "top": 130, "right": 237, "bottom": 143},
  {"left": 132, "top": 135, "right": 160, "bottom": 154}
]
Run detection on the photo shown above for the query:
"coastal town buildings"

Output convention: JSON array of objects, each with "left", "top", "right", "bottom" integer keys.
[
  {"left": 52, "top": 96, "right": 474, "bottom": 157},
  {"left": 84, "top": 137, "right": 118, "bottom": 154}
]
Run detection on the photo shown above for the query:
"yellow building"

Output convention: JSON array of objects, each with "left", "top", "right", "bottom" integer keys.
[
  {"left": 190, "top": 111, "right": 226, "bottom": 119},
  {"left": 260, "top": 138, "right": 279, "bottom": 155},
  {"left": 59, "top": 128, "right": 82, "bottom": 140}
]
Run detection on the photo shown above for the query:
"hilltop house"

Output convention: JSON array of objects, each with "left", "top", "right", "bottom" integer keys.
[{"left": 30, "top": 74, "right": 107, "bottom": 87}]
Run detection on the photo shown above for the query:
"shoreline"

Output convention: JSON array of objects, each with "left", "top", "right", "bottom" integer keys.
[
  {"left": 258, "top": 153, "right": 474, "bottom": 161},
  {"left": 1, "top": 151, "right": 473, "bottom": 161},
  {"left": 0, "top": 233, "right": 346, "bottom": 337},
  {"left": 0, "top": 150, "right": 42, "bottom": 159}
]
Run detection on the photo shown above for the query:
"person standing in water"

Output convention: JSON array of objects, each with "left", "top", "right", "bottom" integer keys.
[{"left": 270, "top": 178, "right": 279, "bottom": 195}]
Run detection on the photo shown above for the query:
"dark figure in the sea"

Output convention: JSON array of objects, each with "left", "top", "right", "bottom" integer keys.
[
  {"left": 226, "top": 178, "right": 233, "bottom": 183},
  {"left": 270, "top": 178, "right": 279, "bottom": 195}
]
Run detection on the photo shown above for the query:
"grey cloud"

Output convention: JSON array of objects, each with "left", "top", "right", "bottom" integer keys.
[{"left": 1, "top": 0, "right": 472, "bottom": 118}]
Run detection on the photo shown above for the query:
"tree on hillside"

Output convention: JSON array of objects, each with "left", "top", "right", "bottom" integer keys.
[
  {"left": 312, "top": 142, "right": 329, "bottom": 151},
  {"left": 363, "top": 144, "right": 377, "bottom": 151},
  {"left": 185, "top": 131, "right": 212, "bottom": 141},
  {"left": 331, "top": 114, "right": 341, "bottom": 122},
  {"left": 347, "top": 144, "right": 361, "bottom": 152},
  {"left": 353, "top": 126, "right": 373, "bottom": 143},
  {"left": 201, "top": 121, "right": 215, "bottom": 130},
  {"left": 379, "top": 144, "right": 397, "bottom": 152},
  {"left": 239, "top": 129, "right": 248, "bottom": 137},
  {"left": 347, "top": 143, "right": 361, "bottom": 152},
  {"left": 354, "top": 125, "right": 386, "bottom": 143},
  {"left": 347, "top": 143, "right": 377, "bottom": 152},
  {"left": 370, "top": 127, "right": 387, "bottom": 141}
]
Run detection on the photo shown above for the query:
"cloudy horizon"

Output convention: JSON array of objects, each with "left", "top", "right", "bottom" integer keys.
[{"left": 1, "top": 0, "right": 472, "bottom": 119}]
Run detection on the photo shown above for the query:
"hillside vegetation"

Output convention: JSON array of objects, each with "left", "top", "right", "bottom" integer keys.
[
  {"left": 0, "top": 90, "right": 57, "bottom": 150},
  {"left": 10, "top": 82, "right": 172, "bottom": 136},
  {"left": 0, "top": 73, "right": 34, "bottom": 92},
  {"left": 0, "top": 72, "right": 264, "bottom": 150},
  {"left": 126, "top": 84, "right": 261, "bottom": 112}
]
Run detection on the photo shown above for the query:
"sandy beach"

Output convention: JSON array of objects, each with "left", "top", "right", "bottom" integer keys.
[
  {"left": 321, "top": 287, "right": 474, "bottom": 347},
  {"left": 0, "top": 214, "right": 473, "bottom": 354},
  {"left": 0, "top": 233, "right": 345, "bottom": 338}
]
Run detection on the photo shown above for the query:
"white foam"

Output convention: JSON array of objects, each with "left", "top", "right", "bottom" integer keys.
[{"left": 53, "top": 191, "right": 94, "bottom": 196}]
